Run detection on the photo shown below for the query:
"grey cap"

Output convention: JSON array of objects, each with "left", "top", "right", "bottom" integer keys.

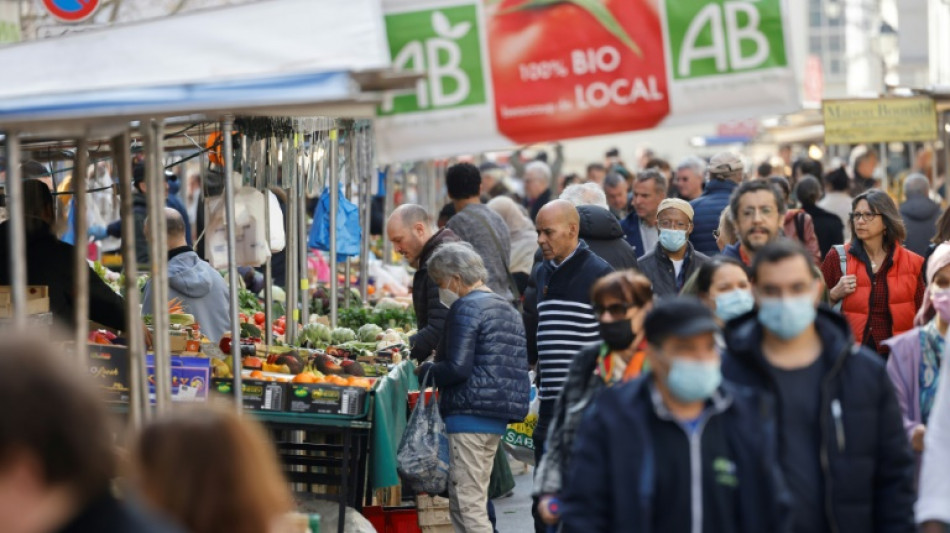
[{"left": 707, "top": 152, "right": 744, "bottom": 176}]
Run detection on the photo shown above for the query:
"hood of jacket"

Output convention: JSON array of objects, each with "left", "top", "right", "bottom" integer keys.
[
  {"left": 418, "top": 227, "right": 460, "bottom": 269},
  {"left": 901, "top": 195, "right": 941, "bottom": 222},
  {"left": 167, "top": 251, "right": 217, "bottom": 298},
  {"left": 577, "top": 205, "right": 625, "bottom": 241}
]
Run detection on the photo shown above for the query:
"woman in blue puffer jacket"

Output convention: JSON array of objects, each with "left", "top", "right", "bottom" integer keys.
[{"left": 418, "top": 241, "right": 530, "bottom": 533}]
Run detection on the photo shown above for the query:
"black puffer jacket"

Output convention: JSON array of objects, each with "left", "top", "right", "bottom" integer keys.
[
  {"left": 577, "top": 205, "right": 640, "bottom": 271},
  {"left": 899, "top": 194, "right": 941, "bottom": 257},
  {"left": 722, "top": 307, "right": 915, "bottom": 533},
  {"left": 409, "top": 228, "right": 460, "bottom": 362},
  {"left": 425, "top": 291, "right": 530, "bottom": 422}
]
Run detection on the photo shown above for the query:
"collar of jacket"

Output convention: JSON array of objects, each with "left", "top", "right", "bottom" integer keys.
[
  {"left": 542, "top": 240, "right": 592, "bottom": 275},
  {"left": 419, "top": 227, "right": 460, "bottom": 267},
  {"left": 655, "top": 241, "right": 694, "bottom": 266},
  {"left": 702, "top": 179, "right": 738, "bottom": 195},
  {"left": 647, "top": 376, "right": 733, "bottom": 422},
  {"left": 847, "top": 239, "right": 895, "bottom": 271}
]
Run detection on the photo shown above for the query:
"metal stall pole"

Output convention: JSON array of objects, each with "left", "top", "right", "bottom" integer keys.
[
  {"left": 145, "top": 119, "right": 172, "bottom": 414},
  {"left": 382, "top": 167, "right": 393, "bottom": 265},
  {"left": 358, "top": 125, "right": 370, "bottom": 303},
  {"left": 112, "top": 131, "right": 145, "bottom": 428},
  {"left": 285, "top": 137, "right": 299, "bottom": 344},
  {"left": 344, "top": 124, "right": 354, "bottom": 310},
  {"left": 73, "top": 139, "right": 89, "bottom": 366},
  {"left": 4, "top": 131, "right": 26, "bottom": 328},
  {"left": 220, "top": 117, "right": 243, "bottom": 411},
  {"left": 260, "top": 138, "right": 274, "bottom": 343},
  {"left": 329, "top": 126, "right": 339, "bottom": 327},
  {"left": 298, "top": 132, "right": 311, "bottom": 328}
]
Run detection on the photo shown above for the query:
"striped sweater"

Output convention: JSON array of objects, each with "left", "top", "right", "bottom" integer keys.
[{"left": 532, "top": 241, "right": 614, "bottom": 401}]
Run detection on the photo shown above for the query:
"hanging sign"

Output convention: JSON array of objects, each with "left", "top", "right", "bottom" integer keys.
[
  {"left": 376, "top": 0, "right": 799, "bottom": 162},
  {"left": 42, "top": 0, "right": 100, "bottom": 23},
  {"left": 822, "top": 97, "right": 938, "bottom": 145}
]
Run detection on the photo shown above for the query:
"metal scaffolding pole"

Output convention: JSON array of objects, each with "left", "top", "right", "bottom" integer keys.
[
  {"left": 344, "top": 125, "right": 354, "bottom": 310},
  {"left": 382, "top": 167, "right": 393, "bottom": 265},
  {"left": 285, "top": 137, "right": 299, "bottom": 343},
  {"left": 221, "top": 117, "right": 243, "bottom": 411},
  {"left": 358, "top": 126, "right": 371, "bottom": 302},
  {"left": 73, "top": 139, "right": 89, "bottom": 366},
  {"left": 299, "top": 133, "right": 311, "bottom": 328},
  {"left": 329, "top": 126, "right": 339, "bottom": 327},
  {"left": 260, "top": 139, "right": 274, "bottom": 343},
  {"left": 112, "top": 131, "right": 145, "bottom": 428},
  {"left": 146, "top": 119, "right": 172, "bottom": 414},
  {"left": 4, "top": 132, "right": 26, "bottom": 328}
]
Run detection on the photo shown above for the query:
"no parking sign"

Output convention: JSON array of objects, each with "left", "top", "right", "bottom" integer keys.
[{"left": 42, "top": 0, "right": 99, "bottom": 23}]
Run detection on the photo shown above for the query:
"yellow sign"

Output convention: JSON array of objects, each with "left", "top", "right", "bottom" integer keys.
[{"left": 822, "top": 97, "right": 938, "bottom": 144}]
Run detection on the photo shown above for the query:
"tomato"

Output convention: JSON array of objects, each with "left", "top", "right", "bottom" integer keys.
[
  {"left": 486, "top": 0, "right": 669, "bottom": 143},
  {"left": 254, "top": 311, "right": 265, "bottom": 325},
  {"left": 277, "top": 317, "right": 286, "bottom": 327},
  {"left": 274, "top": 326, "right": 285, "bottom": 335},
  {"left": 239, "top": 313, "right": 248, "bottom": 324}
]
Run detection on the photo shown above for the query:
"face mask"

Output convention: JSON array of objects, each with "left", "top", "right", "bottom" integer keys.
[
  {"left": 757, "top": 295, "right": 816, "bottom": 340},
  {"left": 932, "top": 288, "right": 950, "bottom": 322},
  {"left": 599, "top": 318, "right": 635, "bottom": 351},
  {"left": 439, "top": 280, "right": 461, "bottom": 309},
  {"left": 714, "top": 290, "right": 755, "bottom": 322},
  {"left": 659, "top": 229, "right": 688, "bottom": 252},
  {"left": 666, "top": 357, "right": 722, "bottom": 403}
]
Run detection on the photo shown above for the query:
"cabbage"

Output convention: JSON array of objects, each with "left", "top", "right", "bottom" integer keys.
[
  {"left": 299, "top": 323, "right": 332, "bottom": 347},
  {"left": 331, "top": 327, "right": 357, "bottom": 345},
  {"left": 358, "top": 324, "right": 384, "bottom": 343}
]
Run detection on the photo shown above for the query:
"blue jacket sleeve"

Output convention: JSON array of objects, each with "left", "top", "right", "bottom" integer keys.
[
  {"left": 560, "top": 404, "right": 611, "bottom": 533},
  {"left": 872, "top": 363, "right": 917, "bottom": 532},
  {"left": 430, "top": 304, "right": 478, "bottom": 389},
  {"left": 106, "top": 219, "right": 122, "bottom": 239}
]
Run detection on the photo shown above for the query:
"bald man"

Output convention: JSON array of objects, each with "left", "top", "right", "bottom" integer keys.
[
  {"left": 386, "top": 204, "right": 460, "bottom": 362},
  {"left": 527, "top": 199, "right": 613, "bottom": 533},
  {"left": 142, "top": 207, "right": 230, "bottom": 342}
]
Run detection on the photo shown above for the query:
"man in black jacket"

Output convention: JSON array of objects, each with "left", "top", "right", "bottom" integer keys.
[
  {"left": 386, "top": 204, "right": 459, "bottom": 362},
  {"left": 639, "top": 198, "right": 709, "bottom": 298},
  {"left": 796, "top": 175, "right": 844, "bottom": 259},
  {"left": 722, "top": 240, "right": 915, "bottom": 533}
]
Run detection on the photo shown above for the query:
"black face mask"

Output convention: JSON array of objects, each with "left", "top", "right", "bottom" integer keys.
[{"left": 599, "top": 318, "right": 635, "bottom": 351}]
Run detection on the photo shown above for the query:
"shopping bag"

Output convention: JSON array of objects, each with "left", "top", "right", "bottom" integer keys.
[
  {"left": 396, "top": 372, "right": 450, "bottom": 494},
  {"left": 488, "top": 441, "right": 515, "bottom": 499},
  {"left": 503, "top": 384, "right": 538, "bottom": 465},
  {"left": 308, "top": 185, "right": 361, "bottom": 259}
]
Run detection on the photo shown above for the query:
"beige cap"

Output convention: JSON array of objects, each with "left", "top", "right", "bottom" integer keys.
[
  {"left": 657, "top": 198, "right": 694, "bottom": 221},
  {"left": 708, "top": 152, "right": 744, "bottom": 176}
]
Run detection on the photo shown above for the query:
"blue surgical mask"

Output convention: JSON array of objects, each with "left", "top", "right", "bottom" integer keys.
[
  {"left": 659, "top": 229, "right": 688, "bottom": 252},
  {"left": 757, "top": 295, "right": 817, "bottom": 340},
  {"left": 714, "top": 290, "right": 755, "bottom": 322},
  {"left": 666, "top": 357, "right": 722, "bottom": 403},
  {"left": 439, "top": 288, "right": 459, "bottom": 309}
]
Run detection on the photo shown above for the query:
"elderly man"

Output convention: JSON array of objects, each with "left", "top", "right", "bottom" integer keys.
[
  {"left": 528, "top": 199, "right": 613, "bottom": 533},
  {"left": 386, "top": 204, "right": 459, "bottom": 362},
  {"left": 674, "top": 156, "right": 706, "bottom": 201},
  {"left": 689, "top": 152, "right": 743, "bottom": 256},
  {"left": 142, "top": 208, "right": 230, "bottom": 342},
  {"left": 639, "top": 198, "right": 709, "bottom": 298},
  {"left": 900, "top": 173, "right": 941, "bottom": 257},
  {"left": 523, "top": 161, "right": 554, "bottom": 222},
  {"left": 602, "top": 172, "right": 628, "bottom": 219},
  {"left": 620, "top": 169, "right": 667, "bottom": 258}
]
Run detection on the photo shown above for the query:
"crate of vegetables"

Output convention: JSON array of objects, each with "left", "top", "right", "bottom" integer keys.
[{"left": 286, "top": 372, "right": 372, "bottom": 417}]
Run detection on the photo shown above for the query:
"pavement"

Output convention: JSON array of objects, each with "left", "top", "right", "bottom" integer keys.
[{"left": 494, "top": 467, "right": 536, "bottom": 533}]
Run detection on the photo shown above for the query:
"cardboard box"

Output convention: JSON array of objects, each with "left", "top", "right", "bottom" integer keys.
[
  {"left": 211, "top": 378, "right": 287, "bottom": 411},
  {"left": 287, "top": 383, "right": 367, "bottom": 416},
  {"left": 0, "top": 286, "right": 49, "bottom": 317},
  {"left": 146, "top": 355, "right": 211, "bottom": 403},
  {"left": 88, "top": 344, "right": 130, "bottom": 404}
]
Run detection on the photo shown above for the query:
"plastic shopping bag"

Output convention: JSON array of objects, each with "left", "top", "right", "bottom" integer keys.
[
  {"left": 503, "top": 383, "right": 538, "bottom": 465},
  {"left": 396, "top": 372, "right": 450, "bottom": 494},
  {"left": 308, "top": 185, "right": 361, "bottom": 259}
]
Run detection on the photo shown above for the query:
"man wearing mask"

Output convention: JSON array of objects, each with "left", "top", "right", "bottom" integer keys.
[
  {"left": 386, "top": 204, "right": 459, "bottom": 362},
  {"left": 722, "top": 180, "right": 786, "bottom": 267},
  {"left": 722, "top": 240, "right": 915, "bottom": 533},
  {"left": 639, "top": 198, "right": 709, "bottom": 298},
  {"left": 560, "top": 298, "right": 790, "bottom": 533}
]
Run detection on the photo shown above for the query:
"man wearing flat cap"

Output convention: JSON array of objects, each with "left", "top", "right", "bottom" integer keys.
[
  {"left": 559, "top": 297, "right": 790, "bottom": 533},
  {"left": 639, "top": 198, "right": 709, "bottom": 298},
  {"left": 689, "top": 152, "right": 744, "bottom": 256}
]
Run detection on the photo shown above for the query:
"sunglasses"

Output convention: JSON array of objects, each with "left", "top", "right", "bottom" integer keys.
[{"left": 594, "top": 302, "right": 634, "bottom": 318}]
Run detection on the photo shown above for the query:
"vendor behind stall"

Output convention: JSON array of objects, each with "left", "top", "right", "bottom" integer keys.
[{"left": 0, "top": 178, "right": 126, "bottom": 331}]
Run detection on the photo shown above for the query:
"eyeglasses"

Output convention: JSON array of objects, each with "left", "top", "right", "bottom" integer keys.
[
  {"left": 850, "top": 212, "right": 881, "bottom": 223},
  {"left": 658, "top": 219, "right": 690, "bottom": 231},
  {"left": 739, "top": 206, "right": 776, "bottom": 220},
  {"left": 594, "top": 302, "right": 633, "bottom": 319}
]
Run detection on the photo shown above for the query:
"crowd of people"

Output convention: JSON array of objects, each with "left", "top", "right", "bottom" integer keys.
[{"left": 388, "top": 144, "right": 950, "bottom": 533}]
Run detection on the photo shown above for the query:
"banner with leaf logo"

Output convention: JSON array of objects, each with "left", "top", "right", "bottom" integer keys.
[{"left": 376, "top": 0, "right": 799, "bottom": 162}]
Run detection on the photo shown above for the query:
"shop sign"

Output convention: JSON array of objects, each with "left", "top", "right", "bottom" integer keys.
[
  {"left": 822, "top": 97, "right": 938, "bottom": 144},
  {"left": 42, "top": 0, "right": 99, "bottom": 23}
]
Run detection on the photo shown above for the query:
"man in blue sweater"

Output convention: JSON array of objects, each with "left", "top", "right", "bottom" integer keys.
[{"left": 689, "top": 152, "right": 743, "bottom": 256}]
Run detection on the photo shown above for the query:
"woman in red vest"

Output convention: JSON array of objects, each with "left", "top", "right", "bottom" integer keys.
[{"left": 821, "top": 189, "right": 925, "bottom": 357}]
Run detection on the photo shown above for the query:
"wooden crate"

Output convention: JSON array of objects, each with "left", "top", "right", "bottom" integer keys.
[
  {"left": 416, "top": 495, "right": 451, "bottom": 528},
  {"left": 0, "top": 286, "right": 49, "bottom": 318}
]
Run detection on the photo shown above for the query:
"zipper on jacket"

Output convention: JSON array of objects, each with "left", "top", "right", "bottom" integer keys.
[
  {"left": 687, "top": 417, "right": 711, "bottom": 533},
  {"left": 831, "top": 399, "right": 845, "bottom": 452},
  {"left": 819, "top": 345, "right": 851, "bottom": 533}
]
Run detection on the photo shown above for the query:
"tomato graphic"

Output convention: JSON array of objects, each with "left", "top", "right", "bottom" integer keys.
[{"left": 486, "top": 0, "right": 669, "bottom": 143}]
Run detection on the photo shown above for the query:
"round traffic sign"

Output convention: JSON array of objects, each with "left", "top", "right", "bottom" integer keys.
[{"left": 42, "top": 0, "right": 100, "bottom": 23}]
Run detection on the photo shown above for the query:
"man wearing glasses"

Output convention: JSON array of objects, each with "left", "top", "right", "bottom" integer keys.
[
  {"left": 639, "top": 198, "right": 709, "bottom": 297},
  {"left": 722, "top": 180, "right": 787, "bottom": 266}
]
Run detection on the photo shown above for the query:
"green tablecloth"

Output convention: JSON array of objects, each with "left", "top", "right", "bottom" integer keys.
[{"left": 370, "top": 361, "right": 418, "bottom": 490}]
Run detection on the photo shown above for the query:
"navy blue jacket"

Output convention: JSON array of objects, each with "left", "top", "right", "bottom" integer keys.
[
  {"left": 426, "top": 291, "right": 530, "bottom": 423},
  {"left": 561, "top": 376, "right": 790, "bottom": 533},
  {"left": 722, "top": 307, "right": 916, "bottom": 533},
  {"left": 690, "top": 179, "right": 738, "bottom": 256},
  {"left": 722, "top": 242, "right": 743, "bottom": 262},
  {"left": 619, "top": 211, "right": 648, "bottom": 258}
]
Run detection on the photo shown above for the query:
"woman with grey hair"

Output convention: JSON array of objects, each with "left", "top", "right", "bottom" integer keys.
[{"left": 418, "top": 241, "right": 530, "bottom": 533}]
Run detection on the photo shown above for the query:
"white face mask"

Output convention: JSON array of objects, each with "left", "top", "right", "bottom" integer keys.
[{"left": 439, "top": 278, "right": 461, "bottom": 308}]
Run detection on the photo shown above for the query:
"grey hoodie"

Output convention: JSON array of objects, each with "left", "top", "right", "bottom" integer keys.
[{"left": 142, "top": 250, "right": 231, "bottom": 343}]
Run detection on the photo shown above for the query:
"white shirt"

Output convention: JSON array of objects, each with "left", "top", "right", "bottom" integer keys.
[
  {"left": 671, "top": 258, "right": 685, "bottom": 279},
  {"left": 817, "top": 192, "right": 853, "bottom": 241},
  {"left": 640, "top": 221, "right": 659, "bottom": 256}
]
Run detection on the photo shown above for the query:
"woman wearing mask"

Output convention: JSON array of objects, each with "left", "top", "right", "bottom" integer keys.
[
  {"left": 487, "top": 196, "right": 537, "bottom": 295},
  {"left": 884, "top": 243, "right": 950, "bottom": 468},
  {"left": 417, "top": 242, "right": 530, "bottom": 533},
  {"left": 693, "top": 257, "right": 755, "bottom": 325},
  {"left": 533, "top": 270, "right": 653, "bottom": 528},
  {"left": 822, "top": 190, "right": 925, "bottom": 357}
]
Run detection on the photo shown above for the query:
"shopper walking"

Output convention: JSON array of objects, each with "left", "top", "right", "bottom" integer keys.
[
  {"left": 822, "top": 190, "right": 925, "bottom": 357},
  {"left": 917, "top": 357, "right": 950, "bottom": 532},
  {"left": 602, "top": 173, "right": 628, "bottom": 219},
  {"left": 534, "top": 271, "right": 653, "bottom": 528},
  {"left": 487, "top": 196, "right": 536, "bottom": 295},
  {"left": 723, "top": 240, "right": 915, "bottom": 533},
  {"left": 559, "top": 183, "right": 639, "bottom": 270},
  {"left": 899, "top": 174, "right": 942, "bottom": 257},
  {"left": 797, "top": 175, "right": 845, "bottom": 259},
  {"left": 639, "top": 198, "right": 709, "bottom": 298},
  {"left": 769, "top": 175, "right": 821, "bottom": 263},
  {"left": 417, "top": 242, "right": 530, "bottom": 533},
  {"left": 523, "top": 161, "right": 554, "bottom": 222},
  {"left": 673, "top": 156, "right": 706, "bottom": 201},
  {"left": 723, "top": 179, "right": 787, "bottom": 266},
  {"left": 818, "top": 167, "right": 853, "bottom": 242},
  {"left": 924, "top": 207, "right": 950, "bottom": 271},
  {"left": 620, "top": 169, "right": 666, "bottom": 258},
  {"left": 689, "top": 152, "right": 743, "bottom": 256},
  {"left": 692, "top": 256, "right": 754, "bottom": 325},
  {"left": 560, "top": 298, "right": 790, "bottom": 533}
]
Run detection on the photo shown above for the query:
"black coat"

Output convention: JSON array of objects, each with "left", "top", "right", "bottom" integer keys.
[
  {"left": 638, "top": 242, "right": 709, "bottom": 298},
  {"left": 576, "top": 205, "right": 639, "bottom": 271},
  {"left": 424, "top": 291, "right": 530, "bottom": 422},
  {"left": 900, "top": 194, "right": 942, "bottom": 258},
  {"left": 57, "top": 492, "right": 182, "bottom": 533},
  {"left": 803, "top": 203, "right": 845, "bottom": 259},
  {"left": 722, "top": 307, "right": 916, "bottom": 533},
  {"left": 527, "top": 188, "right": 552, "bottom": 223},
  {"left": 409, "top": 228, "right": 460, "bottom": 362}
]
